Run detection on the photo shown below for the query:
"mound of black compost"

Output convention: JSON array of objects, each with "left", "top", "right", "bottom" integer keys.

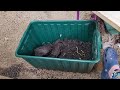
[{"left": 34, "top": 39, "right": 92, "bottom": 60}]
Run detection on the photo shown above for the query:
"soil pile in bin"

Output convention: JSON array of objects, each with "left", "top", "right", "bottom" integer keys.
[{"left": 34, "top": 39, "right": 92, "bottom": 60}]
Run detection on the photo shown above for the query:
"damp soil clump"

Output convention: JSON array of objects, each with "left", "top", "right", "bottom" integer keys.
[{"left": 34, "top": 39, "right": 92, "bottom": 60}]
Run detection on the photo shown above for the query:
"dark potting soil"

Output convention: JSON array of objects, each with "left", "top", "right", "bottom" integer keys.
[{"left": 34, "top": 39, "right": 92, "bottom": 60}]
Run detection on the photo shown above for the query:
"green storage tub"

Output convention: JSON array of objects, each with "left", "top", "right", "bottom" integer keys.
[
  {"left": 15, "top": 20, "right": 101, "bottom": 73},
  {"left": 104, "top": 22, "right": 120, "bottom": 35}
]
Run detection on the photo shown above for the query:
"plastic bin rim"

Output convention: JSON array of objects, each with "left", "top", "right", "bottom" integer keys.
[
  {"left": 29, "top": 20, "right": 97, "bottom": 23},
  {"left": 15, "top": 20, "right": 100, "bottom": 64}
]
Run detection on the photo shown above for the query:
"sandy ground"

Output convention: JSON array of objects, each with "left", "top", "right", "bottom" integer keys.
[
  {"left": 0, "top": 11, "right": 102, "bottom": 79},
  {"left": 0, "top": 75, "right": 12, "bottom": 79}
]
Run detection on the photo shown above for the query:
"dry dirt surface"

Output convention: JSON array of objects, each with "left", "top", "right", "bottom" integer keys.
[{"left": 0, "top": 11, "right": 103, "bottom": 79}]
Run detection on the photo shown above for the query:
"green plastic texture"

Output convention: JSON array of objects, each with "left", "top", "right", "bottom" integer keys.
[
  {"left": 104, "top": 22, "right": 120, "bottom": 35},
  {"left": 15, "top": 20, "right": 101, "bottom": 73}
]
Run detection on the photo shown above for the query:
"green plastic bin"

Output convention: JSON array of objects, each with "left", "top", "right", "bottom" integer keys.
[
  {"left": 104, "top": 22, "right": 120, "bottom": 35},
  {"left": 15, "top": 20, "right": 101, "bottom": 73}
]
